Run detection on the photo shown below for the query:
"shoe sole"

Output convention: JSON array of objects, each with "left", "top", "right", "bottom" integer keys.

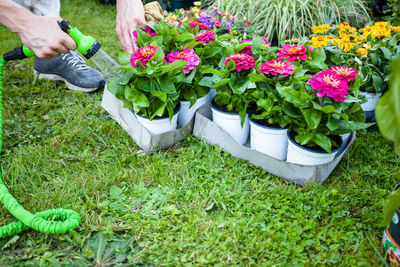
[{"left": 36, "top": 72, "right": 101, "bottom": 93}]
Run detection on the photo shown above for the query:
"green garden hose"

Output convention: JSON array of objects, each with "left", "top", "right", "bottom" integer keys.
[{"left": 0, "top": 56, "right": 81, "bottom": 238}]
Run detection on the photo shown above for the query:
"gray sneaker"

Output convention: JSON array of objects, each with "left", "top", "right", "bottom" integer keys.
[{"left": 34, "top": 51, "right": 105, "bottom": 92}]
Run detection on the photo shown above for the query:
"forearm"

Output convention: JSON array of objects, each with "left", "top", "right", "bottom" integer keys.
[{"left": 0, "top": 0, "right": 35, "bottom": 34}]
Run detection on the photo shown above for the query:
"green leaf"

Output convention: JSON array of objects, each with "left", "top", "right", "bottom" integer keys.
[
  {"left": 249, "top": 73, "right": 268, "bottom": 83},
  {"left": 150, "top": 91, "right": 167, "bottom": 103},
  {"left": 313, "top": 133, "right": 332, "bottom": 153},
  {"left": 312, "top": 101, "right": 336, "bottom": 113},
  {"left": 151, "top": 46, "right": 165, "bottom": 62},
  {"left": 177, "top": 32, "right": 195, "bottom": 42},
  {"left": 276, "top": 83, "right": 303, "bottom": 107},
  {"left": 376, "top": 57, "right": 400, "bottom": 155},
  {"left": 107, "top": 79, "right": 125, "bottom": 100},
  {"left": 383, "top": 190, "right": 400, "bottom": 225},
  {"left": 118, "top": 52, "right": 131, "bottom": 65},
  {"left": 182, "top": 69, "right": 197, "bottom": 84},
  {"left": 300, "top": 108, "right": 322, "bottom": 130},
  {"left": 133, "top": 93, "right": 149, "bottom": 108},
  {"left": 234, "top": 42, "right": 252, "bottom": 52},
  {"left": 118, "top": 72, "right": 134, "bottom": 85},
  {"left": 151, "top": 103, "right": 167, "bottom": 119},
  {"left": 372, "top": 75, "right": 383, "bottom": 91},
  {"left": 380, "top": 47, "right": 393, "bottom": 60},
  {"left": 198, "top": 76, "right": 217, "bottom": 87},
  {"left": 308, "top": 48, "right": 326, "bottom": 69},
  {"left": 214, "top": 78, "right": 230, "bottom": 88},
  {"left": 228, "top": 73, "right": 250, "bottom": 94},
  {"left": 160, "top": 60, "right": 187, "bottom": 75}
]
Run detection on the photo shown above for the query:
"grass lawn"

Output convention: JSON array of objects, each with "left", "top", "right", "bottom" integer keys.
[{"left": 0, "top": 0, "right": 399, "bottom": 265}]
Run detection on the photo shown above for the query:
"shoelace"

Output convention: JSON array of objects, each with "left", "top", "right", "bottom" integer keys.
[{"left": 61, "top": 51, "right": 91, "bottom": 71}]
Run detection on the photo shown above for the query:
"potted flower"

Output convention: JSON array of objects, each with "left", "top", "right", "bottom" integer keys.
[
  {"left": 107, "top": 45, "right": 187, "bottom": 135},
  {"left": 281, "top": 61, "right": 371, "bottom": 165},
  {"left": 202, "top": 51, "right": 257, "bottom": 145},
  {"left": 248, "top": 59, "right": 294, "bottom": 160}
]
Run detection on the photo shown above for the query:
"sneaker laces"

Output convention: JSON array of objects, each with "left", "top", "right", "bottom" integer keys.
[{"left": 61, "top": 51, "right": 91, "bottom": 71}]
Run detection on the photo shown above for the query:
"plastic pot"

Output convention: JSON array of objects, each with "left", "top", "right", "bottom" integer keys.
[
  {"left": 361, "top": 92, "right": 383, "bottom": 112},
  {"left": 178, "top": 91, "right": 210, "bottom": 127},
  {"left": 286, "top": 132, "right": 340, "bottom": 166},
  {"left": 211, "top": 100, "right": 249, "bottom": 145},
  {"left": 135, "top": 103, "right": 180, "bottom": 135},
  {"left": 249, "top": 118, "right": 288, "bottom": 160}
]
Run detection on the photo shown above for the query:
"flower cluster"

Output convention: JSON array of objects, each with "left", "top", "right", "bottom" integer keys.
[
  {"left": 188, "top": 20, "right": 210, "bottom": 30},
  {"left": 307, "top": 67, "right": 358, "bottom": 102},
  {"left": 312, "top": 24, "right": 331, "bottom": 34},
  {"left": 259, "top": 60, "right": 295, "bottom": 77},
  {"left": 224, "top": 53, "right": 255, "bottom": 72},
  {"left": 167, "top": 49, "right": 200, "bottom": 74}
]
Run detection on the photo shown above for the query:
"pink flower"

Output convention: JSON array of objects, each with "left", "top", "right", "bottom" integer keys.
[
  {"left": 189, "top": 20, "right": 210, "bottom": 30},
  {"left": 308, "top": 69, "right": 349, "bottom": 102},
  {"left": 241, "top": 40, "right": 253, "bottom": 55},
  {"left": 259, "top": 60, "right": 295, "bottom": 77},
  {"left": 166, "top": 49, "right": 200, "bottom": 74},
  {"left": 132, "top": 26, "right": 157, "bottom": 42},
  {"left": 277, "top": 44, "right": 308, "bottom": 62},
  {"left": 130, "top": 46, "right": 159, "bottom": 67},
  {"left": 196, "top": 31, "right": 216, "bottom": 44},
  {"left": 224, "top": 53, "right": 255, "bottom": 72},
  {"left": 330, "top": 66, "right": 358, "bottom": 81},
  {"left": 262, "top": 38, "right": 271, "bottom": 46}
]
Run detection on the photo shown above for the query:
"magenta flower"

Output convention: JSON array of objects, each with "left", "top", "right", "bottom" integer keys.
[
  {"left": 130, "top": 46, "right": 159, "bottom": 67},
  {"left": 132, "top": 26, "right": 157, "bottom": 41},
  {"left": 308, "top": 69, "right": 349, "bottom": 102},
  {"left": 189, "top": 20, "right": 211, "bottom": 30},
  {"left": 277, "top": 44, "right": 308, "bottom": 62},
  {"left": 167, "top": 49, "right": 200, "bottom": 74},
  {"left": 262, "top": 38, "right": 271, "bottom": 46},
  {"left": 196, "top": 31, "right": 216, "bottom": 44},
  {"left": 224, "top": 53, "right": 255, "bottom": 72},
  {"left": 241, "top": 40, "right": 253, "bottom": 56},
  {"left": 259, "top": 60, "right": 295, "bottom": 77},
  {"left": 330, "top": 66, "right": 358, "bottom": 82}
]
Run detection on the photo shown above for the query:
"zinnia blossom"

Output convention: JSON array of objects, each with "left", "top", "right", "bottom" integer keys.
[
  {"left": 356, "top": 47, "right": 368, "bottom": 56},
  {"left": 308, "top": 69, "right": 349, "bottom": 102},
  {"left": 130, "top": 46, "right": 159, "bottom": 67},
  {"left": 259, "top": 60, "right": 295, "bottom": 77},
  {"left": 277, "top": 44, "right": 308, "bottom": 62},
  {"left": 196, "top": 31, "right": 216, "bottom": 43},
  {"left": 167, "top": 49, "right": 200, "bottom": 74},
  {"left": 188, "top": 20, "right": 210, "bottom": 30},
  {"left": 330, "top": 66, "right": 358, "bottom": 81},
  {"left": 312, "top": 24, "right": 331, "bottom": 34},
  {"left": 241, "top": 40, "right": 253, "bottom": 55},
  {"left": 224, "top": 53, "right": 255, "bottom": 72}
]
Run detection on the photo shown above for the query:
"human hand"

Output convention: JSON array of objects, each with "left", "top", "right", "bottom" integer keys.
[
  {"left": 17, "top": 15, "right": 77, "bottom": 58},
  {"left": 116, "top": 0, "right": 146, "bottom": 54}
]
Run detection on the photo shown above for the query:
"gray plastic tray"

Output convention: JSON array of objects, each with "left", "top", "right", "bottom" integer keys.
[
  {"left": 101, "top": 88, "right": 193, "bottom": 153},
  {"left": 193, "top": 105, "right": 355, "bottom": 185}
]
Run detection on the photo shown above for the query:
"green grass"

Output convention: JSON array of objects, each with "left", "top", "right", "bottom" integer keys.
[{"left": 0, "top": 0, "right": 398, "bottom": 265}]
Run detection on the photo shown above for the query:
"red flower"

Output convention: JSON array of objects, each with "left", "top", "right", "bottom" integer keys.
[
  {"left": 224, "top": 53, "right": 255, "bottom": 72},
  {"left": 330, "top": 66, "right": 358, "bottom": 82},
  {"left": 130, "top": 46, "right": 159, "bottom": 67},
  {"left": 277, "top": 44, "right": 308, "bottom": 62},
  {"left": 189, "top": 20, "right": 211, "bottom": 30},
  {"left": 241, "top": 40, "right": 253, "bottom": 56},
  {"left": 259, "top": 60, "right": 295, "bottom": 77}
]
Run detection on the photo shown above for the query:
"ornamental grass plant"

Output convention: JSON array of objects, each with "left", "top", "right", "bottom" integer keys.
[{"left": 203, "top": 0, "right": 370, "bottom": 45}]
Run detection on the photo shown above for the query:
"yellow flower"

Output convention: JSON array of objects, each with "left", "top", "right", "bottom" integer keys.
[
  {"left": 335, "top": 36, "right": 355, "bottom": 52},
  {"left": 338, "top": 22, "right": 357, "bottom": 36},
  {"left": 231, "top": 30, "right": 238, "bottom": 35},
  {"left": 361, "top": 22, "right": 391, "bottom": 40},
  {"left": 389, "top": 26, "right": 400, "bottom": 32},
  {"left": 312, "top": 24, "right": 331, "bottom": 34},
  {"left": 191, "top": 7, "right": 200, "bottom": 13},
  {"left": 375, "top": 21, "right": 388, "bottom": 28},
  {"left": 310, "top": 35, "right": 329, "bottom": 48},
  {"left": 243, "top": 16, "right": 247, "bottom": 21},
  {"left": 292, "top": 38, "right": 299, "bottom": 43},
  {"left": 194, "top": 1, "right": 201, "bottom": 6},
  {"left": 356, "top": 47, "right": 368, "bottom": 56}
]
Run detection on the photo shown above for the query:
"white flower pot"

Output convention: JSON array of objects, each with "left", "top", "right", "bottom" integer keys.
[
  {"left": 209, "top": 88, "right": 217, "bottom": 100},
  {"left": 178, "top": 91, "right": 210, "bottom": 127},
  {"left": 249, "top": 119, "right": 288, "bottom": 160},
  {"left": 361, "top": 92, "right": 383, "bottom": 112},
  {"left": 211, "top": 101, "right": 249, "bottom": 145},
  {"left": 286, "top": 132, "right": 340, "bottom": 166},
  {"left": 135, "top": 104, "right": 180, "bottom": 135},
  {"left": 340, "top": 133, "right": 351, "bottom": 147}
]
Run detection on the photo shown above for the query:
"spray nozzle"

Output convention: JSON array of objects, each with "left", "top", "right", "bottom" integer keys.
[{"left": 3, "top": 20, "right": 101, "bottom": 61}]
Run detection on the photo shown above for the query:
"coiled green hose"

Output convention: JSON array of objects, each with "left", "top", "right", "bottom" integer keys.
[{"left": 0, "top": 56, "right": 81, "bottom": 238}]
